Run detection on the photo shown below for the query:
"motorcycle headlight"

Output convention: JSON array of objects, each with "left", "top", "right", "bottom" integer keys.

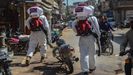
[{"left": 56, "top": 39, "right": 65, "bottom": 46}]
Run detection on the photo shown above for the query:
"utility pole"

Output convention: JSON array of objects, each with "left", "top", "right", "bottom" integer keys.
[{"left": 66, "top": 0, "right": 69, "bottom": 18}]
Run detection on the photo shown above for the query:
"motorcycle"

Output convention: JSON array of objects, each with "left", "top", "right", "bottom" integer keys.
[
  {"left": 52, "top": 22, "right": 67, "bottom": 36},
  {"left": 6, "top": 32, "right": 29, "bottom": 55},
  {"left": 0, "top": 50, "right": 12, "bottom": 75},
  {"left": 51, "top": 32, "right": 79, "bottom": 74},
  {"left": 100, "top": 31, "right": 113, "bottom": 55},
  {"left": 119, "top": 49, "right": 133, "bottom": 75}
]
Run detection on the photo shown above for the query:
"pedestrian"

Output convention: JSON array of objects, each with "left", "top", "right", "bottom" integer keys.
[
  {"left": 72, "top": 5, "right": 101, "bottom": 75},
  {"left": 21, "top": 5, "right": 51, "bottom": 66},
  {"left": 119, "top": 20, "right": 133, "bottom": 75}
]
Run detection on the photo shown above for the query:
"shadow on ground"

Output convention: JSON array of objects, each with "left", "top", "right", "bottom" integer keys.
[
  {"left": 33, "top": 62, "right": 68, "bottom": 75},
  {"left": 74, "top": 72, "right": 83, "bottom": 75},
  {"left": 11, "top": 62, "right": 22, "bottom": 67}
]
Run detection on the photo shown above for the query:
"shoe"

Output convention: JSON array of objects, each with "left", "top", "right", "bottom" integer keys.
[
  {"left": 40, "top": 56, "right": 47, "bottom": 63},
  {"left": 89, "top": 67, "right": 96, "bottom": 73},
  {"left": 83, "top": 72, "right": 89, "bottom": 75},
  {"left": 21, "top": 56, "right": 31, "bottom": 66}
]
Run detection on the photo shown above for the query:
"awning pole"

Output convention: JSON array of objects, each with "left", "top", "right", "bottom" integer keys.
[{"left": 23, "top": 2, "right": 26, "bottom": 33}]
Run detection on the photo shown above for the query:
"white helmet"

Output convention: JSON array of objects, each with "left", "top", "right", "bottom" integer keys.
[{"left": 27, "top": 6, "right": 43, "bottom": 18}]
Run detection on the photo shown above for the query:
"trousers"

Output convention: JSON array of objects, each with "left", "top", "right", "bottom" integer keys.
[
  {"left": 27, "top": 31, "right": 47, "bottom": 57},
  {"left": 79, "top": 35, "right": 96, "bottom": 72}
]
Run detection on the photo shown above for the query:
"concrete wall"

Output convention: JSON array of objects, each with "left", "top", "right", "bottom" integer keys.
[{"left": 113, "top": 0, "right": 133, "bottom": 25}]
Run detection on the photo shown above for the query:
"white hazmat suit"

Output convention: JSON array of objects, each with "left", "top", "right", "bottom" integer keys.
[
  {"left": 72, "top": 5, "right": 101, "bottom": 73},
  {"left": 25, "top": 6, "right": 51, "bottom": 58}
]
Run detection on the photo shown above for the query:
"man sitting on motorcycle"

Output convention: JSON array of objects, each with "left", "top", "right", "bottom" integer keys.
[
  {"left": 99, "top": 15, "right": 115, "bottom": 52},
  {"left": 119, "top": 20, "right": 133, "bottom": 75}
]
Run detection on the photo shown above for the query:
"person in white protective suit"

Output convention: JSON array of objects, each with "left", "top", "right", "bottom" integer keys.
[
  {"left": 22, "top": 6, "right": 51, "bottom": 66},
  {"left": 72, "top": 5, "right": 101, "bottom": 75}
]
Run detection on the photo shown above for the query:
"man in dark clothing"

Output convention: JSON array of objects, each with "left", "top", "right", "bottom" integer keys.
[
  {"left": 99, "top": 16, "right": 115, "bottom": 52},
  {"left": 99, "top": 16, "right": 115, "bottom": 32},
  {"left": 119, "top": 20, "right": 133, "bottom": 75}
]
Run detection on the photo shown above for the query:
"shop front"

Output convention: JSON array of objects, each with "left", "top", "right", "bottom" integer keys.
[{"left": 0, "top": 0, "right": 59, "bottom": 35}]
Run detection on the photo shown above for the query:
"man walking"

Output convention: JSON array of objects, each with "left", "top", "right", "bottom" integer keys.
[
  {"left": 22, "top": 6, "right": 51, "bottom": 66},
  {"left": 119, "top": 20, "right": 133, "bottom": 75},
  {"left": 72, "top": 5, "right": 101, "bottom": 75}
]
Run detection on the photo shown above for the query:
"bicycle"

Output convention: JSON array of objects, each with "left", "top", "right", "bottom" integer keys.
[{"left": 100, "top": 31, "right": 114, "bottom": 55}]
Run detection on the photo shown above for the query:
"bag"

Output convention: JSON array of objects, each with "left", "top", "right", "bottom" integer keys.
[
  {"left": 29, "top": 18, "right": 43, "bottom": 31},
  {"left": 75, "top": 19, "right": 92, "bottom": 36}
]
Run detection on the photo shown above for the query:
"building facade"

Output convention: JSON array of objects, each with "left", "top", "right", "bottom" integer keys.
[
  {"left": 97, "top": 0, "right": 133, "bottom": 26},
  {"left": 0, "top": 0, "right": 60, "bottom": 35},
  {"left": 113, "top": 0, "right": 133, "bottom": 25}
]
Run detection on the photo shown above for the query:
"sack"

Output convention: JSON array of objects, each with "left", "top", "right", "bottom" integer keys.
[
  {"left": 75, "top": 6, "right": 87, "bottom": 20},
  {"left": 29, "top": 18, "right": 43, "bottom": 31},
  {"left": 75, "top": 19, "right": 92, "bottom": 36}
]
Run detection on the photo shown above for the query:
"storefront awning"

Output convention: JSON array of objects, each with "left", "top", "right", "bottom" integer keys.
[
  {"left": 44, "top": 0, "right": 54, "bottom": 5},
  {"left": 25, "top": 1, "right": 53, "bottom": 11},
  {"left": 53, "top": 1, "right": 59, "bottom": 9},
  {"left": 42, "top": 0, "right": 59, "bottom": 9}
]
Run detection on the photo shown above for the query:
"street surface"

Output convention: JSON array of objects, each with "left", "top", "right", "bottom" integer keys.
[{"left": 11, "top": 28, "right": 129, "bottom": 75}]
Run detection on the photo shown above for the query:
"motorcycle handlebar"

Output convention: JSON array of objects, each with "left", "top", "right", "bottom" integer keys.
[{"left": 119, "top": 49, "right": 132, "bottom": 56}]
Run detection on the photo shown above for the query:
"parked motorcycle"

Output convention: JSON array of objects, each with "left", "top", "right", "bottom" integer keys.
[
  {"left": 6, "top": 32, "right": 29, "bottom": 55},
  {"left": 100, "top": 31, "right": 113, "bottom": 55},
  {"left": 51, "top": 32, "right": 79, "bottom": 74},
  {"left": 0, "top": 50, "right": 12, "bottom": 75},
  {"left": 0, "top": 27, "right": 12, "bottom": 75}
]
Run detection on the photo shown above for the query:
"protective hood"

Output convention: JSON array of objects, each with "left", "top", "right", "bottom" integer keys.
[
  {"left": 75, "top": 5, "right": 94, "bottom": 20},
  {"left": 85, "top": 5, "right": 94, "bottom": 16},
  {"left": 27, "top": 6, "right": 43, "bottom": 18}
]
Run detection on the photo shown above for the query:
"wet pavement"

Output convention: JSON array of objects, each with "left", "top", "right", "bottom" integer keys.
[{"left": 10, "top": 28, "right": 129, "bottom": 75}]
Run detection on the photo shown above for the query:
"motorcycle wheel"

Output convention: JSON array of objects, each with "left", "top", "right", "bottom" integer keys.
[
  {"left": 7, "top": 44, "right": 14, "bottom": 57},
  {"left": 22, "top": 42, "right": 28, "bottom": 55},
  {"left": 13, "top": 43, "right": 28, "bottom": 55},
  {"left": 104, "top": 40, "right": 113, "bottom": 56},
  {"left": 4, "top": 68, "right": 12, "bottom": 75},
  {"left": 3, "top": 62, "right": 12, "bottom": 75},
  {"left": 107, "top": 41, "right": 113, "bottom": 55},
  {"left": 63, "top": 58, "right": 73, "bottom": 74},
  {"left": 0, "top": 67, "right": 5, "bottom": 75},
  {"left": 0, "top": 66, "right": 12, "bottom": 75}
]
